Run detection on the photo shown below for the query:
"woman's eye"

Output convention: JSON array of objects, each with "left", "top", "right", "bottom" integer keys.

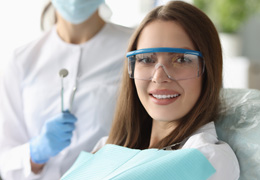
[
  {"left": 175, "top": 56, "right": 192, "bottom": 63},
  {"left": 137, "top": 57, "right": 154, "bottom": 64}
]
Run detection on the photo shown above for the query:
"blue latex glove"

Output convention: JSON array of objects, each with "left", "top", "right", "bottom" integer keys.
[{"left": 30, "top": 110, "right": 77, "bottom": 164}]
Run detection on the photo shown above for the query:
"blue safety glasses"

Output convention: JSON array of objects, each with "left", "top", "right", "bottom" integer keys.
[{"left": 126, "top": 47, "right": 205, "bottom": 81}]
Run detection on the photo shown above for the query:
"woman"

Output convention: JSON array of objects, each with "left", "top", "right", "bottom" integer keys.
[
  {"left": 93, "top": 1, "right": 239, "bottom": 179},
  {"left": 0, "top": 0, "right": 133, "bottom": 179}
]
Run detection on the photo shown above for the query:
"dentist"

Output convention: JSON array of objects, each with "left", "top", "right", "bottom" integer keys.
[{"left": 0, "top": 0, "right": 133, "bottom": 179}]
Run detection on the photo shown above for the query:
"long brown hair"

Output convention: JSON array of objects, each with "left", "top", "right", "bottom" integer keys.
[{"left": 107, "top": 1, "right": 222, "bottom": 150}]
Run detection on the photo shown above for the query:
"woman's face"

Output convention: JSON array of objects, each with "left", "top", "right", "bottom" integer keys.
[{"left": 135, "top": 20, "right": 202, "bottom": 124}]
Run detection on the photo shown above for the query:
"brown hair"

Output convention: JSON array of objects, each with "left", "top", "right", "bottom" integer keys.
[{"left": 107, "top": 1, "right": 222, "bottom": 149}]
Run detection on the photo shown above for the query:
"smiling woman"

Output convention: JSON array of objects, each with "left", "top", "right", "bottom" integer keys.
[{"left": 109, "top": 0, "right": 223, "bottom": 150}]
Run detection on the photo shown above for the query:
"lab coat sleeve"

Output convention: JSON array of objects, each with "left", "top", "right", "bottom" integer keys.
[{"left": 0, "top": 56, "right": 44, "bottom": 180}]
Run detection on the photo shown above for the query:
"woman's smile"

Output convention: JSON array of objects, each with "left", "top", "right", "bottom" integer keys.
[{"left": 149, "top": 89, "right": 181, "bottom": 105}]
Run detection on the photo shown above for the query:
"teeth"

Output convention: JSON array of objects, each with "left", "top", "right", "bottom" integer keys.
[{"left": 152, "top": 94, "right": 179, "bottom": 99}]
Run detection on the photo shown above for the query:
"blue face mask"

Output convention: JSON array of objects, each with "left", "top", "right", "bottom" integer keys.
[{"left": 52, "top": 0, "right": 104, "bottom": 24}]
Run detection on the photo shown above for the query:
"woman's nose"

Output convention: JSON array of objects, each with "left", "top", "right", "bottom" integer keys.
[{"left": 151, "top": 64, "right": 172, "bottom": 83}]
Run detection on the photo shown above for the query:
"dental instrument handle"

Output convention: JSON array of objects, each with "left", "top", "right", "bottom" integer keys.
[
  {"left": 59, "top": 69, "right": 69, "bottom": 112},
  {"left": 61, "top": 77, "right": 64, "bottom": 112},
  {"left": 69, "top": 86, "right": 77, "bottom": 112}
]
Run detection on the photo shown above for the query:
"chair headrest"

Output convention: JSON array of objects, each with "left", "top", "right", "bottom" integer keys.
[{"left": 216, "top": 88, "right": 260, "bottom": 179}]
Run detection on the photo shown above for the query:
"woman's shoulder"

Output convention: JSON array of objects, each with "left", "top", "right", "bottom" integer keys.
[{"left": 182, "top": 122, "right": 240, "bottom": 180}]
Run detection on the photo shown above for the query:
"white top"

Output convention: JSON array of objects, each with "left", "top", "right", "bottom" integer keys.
[
  {"left": 93, "top": 122, "right": 240, "bottom": 180},
  {"left": 0, "top": 23, "right": 133, "bottom": 180}
]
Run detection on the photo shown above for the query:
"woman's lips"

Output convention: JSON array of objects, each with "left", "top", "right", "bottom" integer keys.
[{"left": 149, "top": 89, "right": 181, "bottom": 105}]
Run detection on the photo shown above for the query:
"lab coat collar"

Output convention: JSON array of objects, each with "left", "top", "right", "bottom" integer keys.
[
  {"left": 163, "top": 122, "right": 217, "bottom": 150},
  {"left": 193, "top": 122, "right": 217, "bottom": 138}
]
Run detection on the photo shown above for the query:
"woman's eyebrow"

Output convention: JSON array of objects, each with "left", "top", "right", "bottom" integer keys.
[{"left": 180, "top": 47, "right": 193, "bottom": 50}]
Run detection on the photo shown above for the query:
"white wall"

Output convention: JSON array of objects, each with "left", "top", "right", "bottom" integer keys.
[{"left": 0, "top": 0, "right": 47, "bottom": 74}]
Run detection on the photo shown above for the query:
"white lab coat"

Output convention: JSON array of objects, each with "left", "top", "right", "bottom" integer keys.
[
  {"left": 93, "top": 122, "right": 240, "bottom": 180},
  {"left": 0, "top": 23, "right": 133, "bottom": 180}
]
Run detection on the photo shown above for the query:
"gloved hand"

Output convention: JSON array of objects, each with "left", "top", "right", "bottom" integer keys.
[{"left": 30, "top": 110, "right": 77, "bottom": 164}]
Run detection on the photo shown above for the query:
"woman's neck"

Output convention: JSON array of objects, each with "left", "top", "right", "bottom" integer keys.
[
  {"left": 149, "top": 120, "right": 178, "bottom": 148},
  {"left": 56, "top": 11, "right": 105, "bottom": 44}
]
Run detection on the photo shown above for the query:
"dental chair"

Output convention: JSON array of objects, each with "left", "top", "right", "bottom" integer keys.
[{"left": 215, "top": 88, "right": 260, "bottom": 180}]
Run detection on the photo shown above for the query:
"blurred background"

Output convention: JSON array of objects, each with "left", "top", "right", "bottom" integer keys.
[{"left": 0, "top": 0, "right": 259, "bottom": 90}]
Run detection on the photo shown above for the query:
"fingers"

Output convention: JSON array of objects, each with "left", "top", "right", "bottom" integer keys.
[
  {"left": 47, "top": 124, "right": 74, "bottom": 142},
  {"left": 57, "top": 131, "right": 74, "bottom": 141},
  {"left": 62, "top": 109, "right": 70, "bottom": 113},
  {"left": 44, "top": 111, "right": 77, "bottom": 139},
  {"left": 62, "top": 122, "right": 76, "bottom": 132},
  {"left": 60, "top": 111, "right": 77, "bottom": 123},
  {"left": 44, "top": 112, "right": 77, "bottom": 139}
]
